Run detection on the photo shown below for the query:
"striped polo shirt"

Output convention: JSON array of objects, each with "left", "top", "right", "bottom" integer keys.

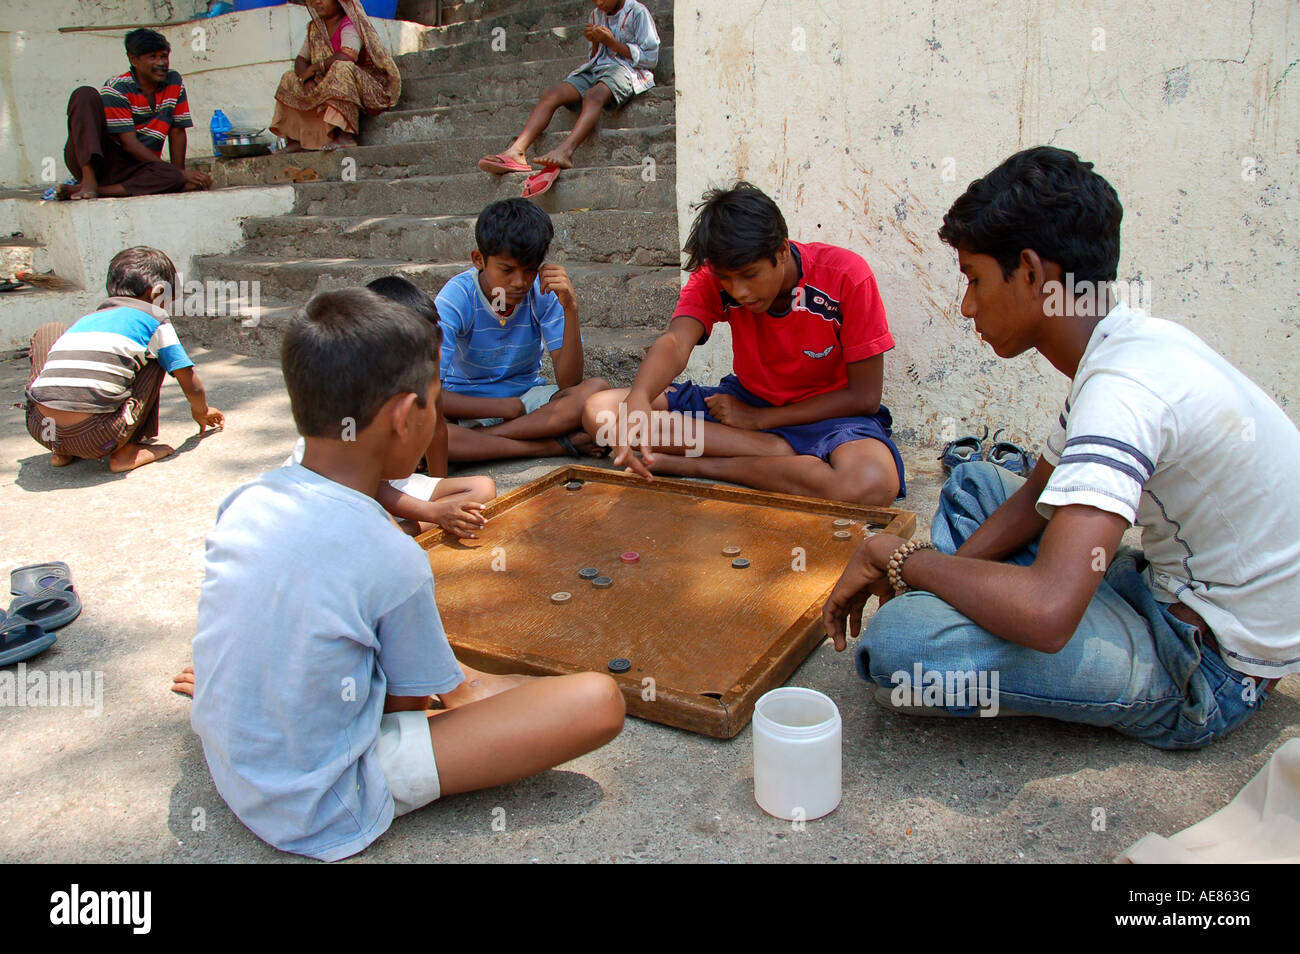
[
  {"left": 101, "top": 69, "right": 194, "bottom": 155},
  {"left": 28, "top": 297, "right": 194, "bottom": 413}
]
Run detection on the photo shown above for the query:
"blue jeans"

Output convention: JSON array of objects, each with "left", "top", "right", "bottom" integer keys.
[{"left": 856, "top": 462, "right": 1269, "bottom": 750}]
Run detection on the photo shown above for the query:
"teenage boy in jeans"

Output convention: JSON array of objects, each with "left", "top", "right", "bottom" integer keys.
[{"left": 823, "top": 146, "right": 1300, "bottom": 748}]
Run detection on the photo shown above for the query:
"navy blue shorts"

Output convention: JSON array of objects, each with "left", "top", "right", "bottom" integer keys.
[{"left": 664, "top": 374, "right": 906, "bottom": 498}]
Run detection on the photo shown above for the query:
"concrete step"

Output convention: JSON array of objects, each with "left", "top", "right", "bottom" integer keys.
[
  {"left": 412, "top": 18, "right": 672, "bottom": 71},
  {"left": 175, "top": 299, "right": 661, "bottom": 387},
  {"left": 1, "top": 236, "right": 46, "bottom": 282},
  {"left": 289, "top": 164, "right": 675, "bottom": 216},
  {"left": 240, "top": 209, "right": 679, "bottom": 266},
  {"left": 364, "top": 86, "right": 674, "bottom": 144},
  {"left": 190, "top": 256, "right": 681, "bottom": 330},
  {"left": 195, "top": 125, "right": 673, "bottom": 189},
  {"left": 398, "top": 49, "right": 674, "bottom": 107},
  {"left": 416, "top": 1, "right": 674, "bottom": 53}
]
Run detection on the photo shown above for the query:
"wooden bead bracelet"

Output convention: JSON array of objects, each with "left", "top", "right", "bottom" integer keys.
[{"left": 886, "top": 540, "right": 934, "bottom": 594}]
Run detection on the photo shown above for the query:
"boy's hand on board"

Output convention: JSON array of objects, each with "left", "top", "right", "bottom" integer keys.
[
  {"left": 704, "top": 393, "right": 762, "bottom": 430},
  {"left": 430, "top": 499, "right": 488, "bottom": 539},
  {"left": 539, "top": 264, "right": 578, "bottom": 314},
  {"left": 821, "top": 535, "right": 902, "bottom": 651},
  {"left": 611, "top": 393, "right": 656, "bottom": 479}
]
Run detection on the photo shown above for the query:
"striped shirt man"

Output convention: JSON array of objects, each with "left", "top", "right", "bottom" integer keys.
[
  {"left": 28, "top": 298, "right": 194, "bottom": 413},
  {"left": 101, "top": 69, "right": 194, "bottom": 156}
]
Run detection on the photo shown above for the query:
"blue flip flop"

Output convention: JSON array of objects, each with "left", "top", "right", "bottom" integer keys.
[
  {"left": 6, "top": 583, "right": 81, "bottom": 632},
  {"left": 0, "top": 616, "right": 56, "bottom": 666},
  {"left": 10, "top": 561, "right": 72, "bottom": 597},
  {"left": 987, "top": 428, "right": 1036, "bottom": 477},
  {"left": 938, "top": 425, "right": 988, "bottom": 474}
]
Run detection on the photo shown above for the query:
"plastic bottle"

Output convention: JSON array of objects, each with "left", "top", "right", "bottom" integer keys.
[
  {"left": 210, "top": 109, "right": 232, "bottom": 152},
  {"left": 752, "top": 687, "right": 842, "bottom": 821}
]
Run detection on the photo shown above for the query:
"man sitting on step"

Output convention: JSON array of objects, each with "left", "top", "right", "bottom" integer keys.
[{"left": 59, "top": 29, "right": 213, "bottom": 200}]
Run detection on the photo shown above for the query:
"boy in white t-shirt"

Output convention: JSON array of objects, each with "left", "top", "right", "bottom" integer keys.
[{"left": 822, "top": 146, "right": 1300, "bottom": 749}]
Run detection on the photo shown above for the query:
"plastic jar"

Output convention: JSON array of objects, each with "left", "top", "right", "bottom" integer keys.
[{"left": 752, "top": 687, "right": 842, "bottom": 821}]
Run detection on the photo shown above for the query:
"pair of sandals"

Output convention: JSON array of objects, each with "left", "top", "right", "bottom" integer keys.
[
  {"left": 477, "top": 154, "right": 563, "bottom": 199},
  {"left": 0, "top": 562, "right": 83, "bottom": 666},
  {"left": 939, "top": 426, "right": 1036, "bottom": 477}
]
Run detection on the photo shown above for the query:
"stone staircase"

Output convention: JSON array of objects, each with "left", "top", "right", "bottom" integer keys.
[{"left": 179, "top": 0, "right": 677, "bottom": 387}]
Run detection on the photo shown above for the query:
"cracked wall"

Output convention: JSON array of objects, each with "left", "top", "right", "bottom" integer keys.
[{"left": 675, "top": 0, "right": 1300, "bottom": 450}]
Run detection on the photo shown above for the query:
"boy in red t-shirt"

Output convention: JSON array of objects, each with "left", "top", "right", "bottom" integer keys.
[{"left": 582, "top": 181, "right": 905, "bottom": 505}]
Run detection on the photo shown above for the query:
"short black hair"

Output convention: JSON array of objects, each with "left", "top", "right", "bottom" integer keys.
[
  {"left": 125, "top": 29, "right": 170, "bottom": 57},
  {"left": 938, "top": 146, "right": 1123, "bottom": 284},
  {"left": 106, "top": 246, "right": 177, "bottom": 299},
  {"left": 282, "top": 289, "right": 440, "bottom": 438},
  {"left": 474, "top": 198, "right": 554, "bottom": 269},
  {"left": 683, "top": 181, "right": 788, "bottom": 272},
  {"left": 366, "top": 275, "right": 441, "bottom": 334}
]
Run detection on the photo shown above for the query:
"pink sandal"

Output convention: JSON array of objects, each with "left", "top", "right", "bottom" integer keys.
[{"left": 521, "top": 166, "right": 560, "bottom": 199}]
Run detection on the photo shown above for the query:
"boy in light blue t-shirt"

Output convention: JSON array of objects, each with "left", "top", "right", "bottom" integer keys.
[
  {"left": 189, "top": 288, "right": 624, "bottom": 861},
  {"left": 436, "top": 198, "right": 611, "bottom": 463}
]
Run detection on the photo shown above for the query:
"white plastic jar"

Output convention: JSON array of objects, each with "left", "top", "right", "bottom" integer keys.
[{"left": 752, "top": 687, "right": 842, "bottom": 821}]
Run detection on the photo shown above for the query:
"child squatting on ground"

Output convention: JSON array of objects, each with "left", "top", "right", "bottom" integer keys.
[
  {"left": 583, "top": 182, "right": 906, "bottom": 507},
  {"left": 822, "top": 146, "right": 1300, "bottom": 747},
  {"left": 25, "top": 246, "right": 224, "bottom": 473},
  {"left": 188, "top": 288, "right": 624, "bottom": 861},
  {"left": 435, "top": 197, "right": 611, "bottom": 463},
  {"left": 477, "top": 0, "right": 660, "bottom": 198}
]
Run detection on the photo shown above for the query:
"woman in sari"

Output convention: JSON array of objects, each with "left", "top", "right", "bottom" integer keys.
[{"left": 271, "top": 0, "right": 401, "bottom": 152}]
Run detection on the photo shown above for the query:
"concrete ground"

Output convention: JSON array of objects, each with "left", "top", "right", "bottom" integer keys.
[{"left": 1, "top": 347, "right": 1296, "bottom": 864}]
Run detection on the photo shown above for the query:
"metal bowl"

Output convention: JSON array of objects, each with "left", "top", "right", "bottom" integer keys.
[{"left": 216, "top": 141, "right": 272, "bottom": 158}]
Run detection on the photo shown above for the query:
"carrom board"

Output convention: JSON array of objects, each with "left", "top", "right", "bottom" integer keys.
[{"left": 418, "top": 466, "right": 915, "bottom": 738}]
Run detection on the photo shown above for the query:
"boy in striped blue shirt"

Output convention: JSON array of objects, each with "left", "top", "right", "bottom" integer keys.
[{"left": 435, "top": 199, "right": 609, "bottom": 462}]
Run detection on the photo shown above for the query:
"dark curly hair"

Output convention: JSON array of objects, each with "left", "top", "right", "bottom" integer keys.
[{"left": 683, "top": 181, "right": 788, "bottom": 272}]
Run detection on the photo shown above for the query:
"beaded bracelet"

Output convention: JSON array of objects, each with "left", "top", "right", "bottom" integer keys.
[{"left": 886, "top": 540, "right": 934, "bottom": 594}]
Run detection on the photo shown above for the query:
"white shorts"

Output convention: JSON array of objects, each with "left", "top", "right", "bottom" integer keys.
[
  {"left": 458, "top": 383, "right": 560, "bottom": 428},
  {"left": 375, "top": 710, "right": 441, "bottom": 816}
]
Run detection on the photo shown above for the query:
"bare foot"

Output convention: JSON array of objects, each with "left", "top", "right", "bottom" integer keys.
[
  {"left": 171, "top": 665, "right": 195, "bottom": 698},
  {"left": 322, "top": 133, "right": 358, "bottom": 151},
  {"left": 564, "top": 430, "right": 610, "bottom": 459},
  {"left": 68, "top": 184, "right": 98, "bottom": 200},
  {"left": 640, "top": 450, "right": 696, "bottom": 476},
  {"left": 533, "top": 151, "right": 574, "bottom": 169},
  {"left": 275, "top": 139, "right": 305, "bottom": 154},
  {"left": 108, "top": 441, "right": 173, "bottom": 473},
  {"left": 437, "top": 664, "right": 535, "bottom": 709},
  {"left": 49, "top": 452, "right": 75, "bottom": 467}
]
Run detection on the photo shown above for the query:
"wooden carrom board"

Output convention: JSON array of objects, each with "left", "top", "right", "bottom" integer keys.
[{"left": 418, "top": 466, "right": 915, "bottom": 738}]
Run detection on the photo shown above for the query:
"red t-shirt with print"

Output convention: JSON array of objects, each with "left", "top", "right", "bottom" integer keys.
[{"left": 671, "top": 241, "right": 893, "bottom": 406}]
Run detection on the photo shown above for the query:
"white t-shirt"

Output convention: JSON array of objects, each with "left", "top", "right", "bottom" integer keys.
[
  {"left": 286, "top": 437, "right": 441, "bottom": 501},
  {"left": 1037, "top": 304, "right": 1300, "bottom": 678}
]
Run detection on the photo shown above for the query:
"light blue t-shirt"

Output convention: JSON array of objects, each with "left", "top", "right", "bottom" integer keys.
[
  {"left": 435, "top": 267, "right": 567, "bottom": 398},
  {"left": 190, "top": 464, "right": 462, "bottom": 862}
]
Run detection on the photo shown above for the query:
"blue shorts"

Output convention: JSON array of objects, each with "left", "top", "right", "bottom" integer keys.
[{"left": 664, "top": 374, "right": 906, "bottom": 498}]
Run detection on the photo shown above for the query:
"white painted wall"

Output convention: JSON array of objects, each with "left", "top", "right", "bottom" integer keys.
[
  {"left": 0, "top": 4, "right": 426, "bottom": 186},
  {"left": 0, "top": 185, "right": 296, "bottom": 348},
  {"left": 674, "top": 0, "right": 1300, "bottom": 448}
]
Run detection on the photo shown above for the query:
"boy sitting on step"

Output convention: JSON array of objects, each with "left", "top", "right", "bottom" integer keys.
[
  {"left": 435, "top": 198, "right": 610, "bottom": 463},
  {"left": 477, "top": 0, "right": 660, "bottom": 198},
  {"left": 190, "top": 287, "right": 625, "bottom": 861}
]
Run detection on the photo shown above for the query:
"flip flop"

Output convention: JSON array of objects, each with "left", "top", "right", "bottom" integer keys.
[
  {"left": 521, "top": 166, "right": 560, "bottom": 199},
  {"left": 478, "top": 154, "right": 533, "bottom": 175},
  {"left": 7, "top": 584, "right": 82, "bottom": 632},
  {"left": 0, "top": 616, "right": 55, "bottom": 667},
  {"left": 987, "top": 428, "right": 1036, "bottom": 477},
  {"left": 11, "top": 561, "right": 71, "bottom": 597},
  {"left": 938, "top": 425, "right": 987, "bottom": 474}
]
